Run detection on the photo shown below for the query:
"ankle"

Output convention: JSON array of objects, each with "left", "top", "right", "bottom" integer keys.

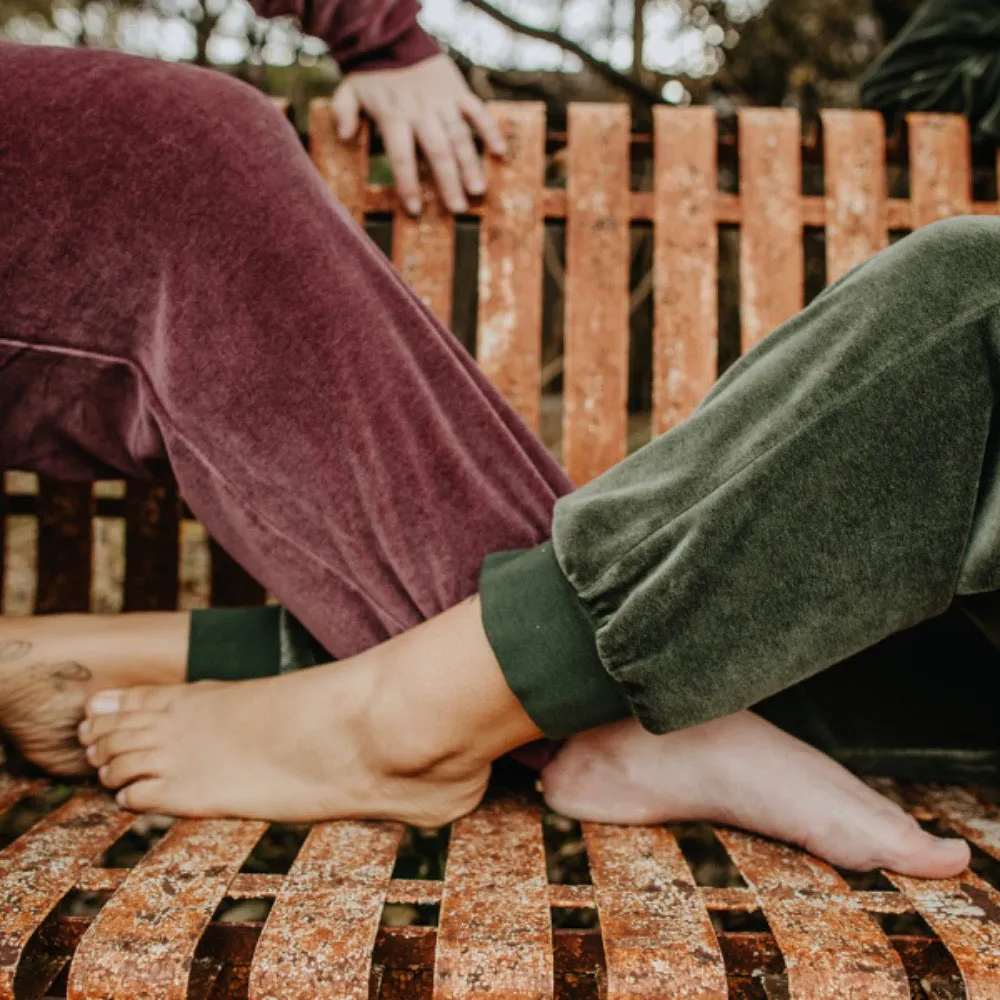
[{"left": 356, "top": 597, "right": 543, "bottom": 778}]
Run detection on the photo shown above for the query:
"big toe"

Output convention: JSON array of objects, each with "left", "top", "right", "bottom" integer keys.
[
  {"left": 879, "top": 818, "right": 970, "bottom": 879},
  {"left": 830, "top": 807, "right": 970, "bottom": 878},
  {"left": 87, "top": 685, "right": 176, "bottom": 717}
]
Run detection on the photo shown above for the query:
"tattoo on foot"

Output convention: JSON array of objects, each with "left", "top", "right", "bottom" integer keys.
[
  {"left": 0, "top": 640, "right": 32, "bottom": 663},
  {"left": 49, "top": 661, "right": 92, "bottom": 692}
]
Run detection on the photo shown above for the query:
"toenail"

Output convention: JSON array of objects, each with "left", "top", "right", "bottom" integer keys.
[{"left": 89, "top": 691, "right": 122, "bottom": 715}]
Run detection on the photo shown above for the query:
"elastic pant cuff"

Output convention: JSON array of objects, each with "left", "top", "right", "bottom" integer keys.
[
  {"left": 188, "top": 606, "right": 282, "bottom": 682},
  {"left": 479, "top": 542, "right": 632, "bottom": 739}
]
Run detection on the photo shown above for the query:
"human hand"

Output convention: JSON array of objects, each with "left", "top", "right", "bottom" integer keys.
[{"left": 331, "top": 54, "right": 507, "bottom": 216}]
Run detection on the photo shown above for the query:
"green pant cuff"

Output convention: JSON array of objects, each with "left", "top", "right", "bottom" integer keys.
[
  {"left": 479, "top": 542, "right": 632, "bottom": 739},
  {"left": 188, "top": 606, "right": 282, "bottom": 681}
]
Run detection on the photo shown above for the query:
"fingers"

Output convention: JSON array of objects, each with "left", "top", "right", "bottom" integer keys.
[
  {"left": 415, "top": 116, "right": 467, "bottom": 214},
  {"left": 331, "top": 83, "right": 360, "bottom": 141},
  {"left": 461, "top": 94, "right": 507, "bottom": 158},
  {"left": 382, "top": 118, "right": 422, "bottom": 216},
  {"left": 440, "top": 110, "right": 484, "bottom": 199}
]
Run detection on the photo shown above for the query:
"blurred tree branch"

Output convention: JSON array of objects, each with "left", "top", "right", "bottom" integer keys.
[{"left": 461, "top": 0, "right": 662, "bottom": 105}]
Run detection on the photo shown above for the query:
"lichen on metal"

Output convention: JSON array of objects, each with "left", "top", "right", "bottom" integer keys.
[
  {"left": 249, "top": 820, "right": 403, "bottom": 1000},
  {"left": 584, "top": 823, "right": 727, "bottom": 999},
  {"left": 67, "top": 817, "right": 266, "bottom": 1000},
  {"left": 717, "top": 829, "right": 910, "bottom": 1000},
  {"left": 434, "top": 797, "right": 553, "bottom": 1000}
]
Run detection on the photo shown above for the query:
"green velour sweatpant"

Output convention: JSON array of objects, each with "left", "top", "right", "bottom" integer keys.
[
  {"left": 193, "top": 216, "right": 1000, "bottom": 743},
  {"left": 482, "top": 216, "right": 1000, "bottom": 736}
]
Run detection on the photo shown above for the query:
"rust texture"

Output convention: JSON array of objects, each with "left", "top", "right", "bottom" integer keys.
[
  {"left": 0, "top": 774, "right": 43, "bottom": 814},
  {"left": 908, "top": 114, "right": 972, "bottom": 228},
  {"left": 890, "top": 870, "right": 1000, "bottom": 997},
  {"left": 35, "top": 479, "right": 93, "bottom": 614},
  {"left": 363, "top": 182, "right": 997, "bottom": 229},
  {"left": 563, "top": 103, "right": 630, "bottom": 485},
  {"left": 583, "top": 823, "right": 727, "bottom": 998},
  {"left": 651, "top": 105, "right": 718, "bottom": 436},
  {"left": 123, "top": 479, "right": 180, "bottom": 612},
  {"left": 7, "top": 105, "right": 1000, "bottom": 1000},
  {"left": 717, "top": 829, "right": 910, "bottom": 999},
  {"left": 738, "top": 108, "right": 804, "bottom": 351},
  {"left": 309, "top": 102, "right": 368, "bottom": 224},
  {"left": 0, "top": 791, "right": 134, "bottom": 1000},
  {"left": 249, "top": 820, "right": 403, "bottom": 999},
  {"left": 392, "top": 185, "right": 456, "bottom": 327},
  {"left": 434, "top": 797, "right": 553, "bottom": 1000},
  {"left": 67, "top": 818, "right": 265, "bottom": 1000},
  {"left": 821, "top": 109, "right": 888, "bottom": 282},
  {"left": 476, "top": 102, "right": 545, "bottom": 433}
]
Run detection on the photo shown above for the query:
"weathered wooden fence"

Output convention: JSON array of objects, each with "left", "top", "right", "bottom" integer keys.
[{"left": 2, "top": 105, "right": 1000, "bottom": 998}]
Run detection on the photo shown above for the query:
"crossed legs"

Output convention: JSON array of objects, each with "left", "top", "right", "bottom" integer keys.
[{"left": 0, "top": 43, "right": 975, "bottom": 875}]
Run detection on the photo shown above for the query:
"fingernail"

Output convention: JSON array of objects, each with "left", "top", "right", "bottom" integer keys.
[
  {"left": 98, "top": 765, "right": 109, "bottom": 782},
  {"left": 451, "top": 197, "right": 468, "bottom": 213},
  {"left": 86, "top": 744, "right": 98, "bottom": 764},
  {"left": 405, "top": 197, "right": 421, "bottom": 216},
  {"left": 89, "top": 691, "right": 122, "bottom": 715},
  {"left": 78, "top": 719, "right": 91, "bottom": 741},
  {"left": 468, "top": 179, "right": 485, "bottom": 196}
]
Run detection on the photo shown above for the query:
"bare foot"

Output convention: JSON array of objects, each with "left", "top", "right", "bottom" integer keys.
[
  {"left": 79, "top": 597, "right": 541, "bottom": 824},
  {"left": 0, "top": 614, "right": 187, "bottom": 775},
  {"left": 541, "top": 711, "right": 970, "bottom": 878}
]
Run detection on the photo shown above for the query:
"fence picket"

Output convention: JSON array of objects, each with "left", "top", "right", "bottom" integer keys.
[
  {"left": 652, "top": 106, "right": 718, "bottom": 434},
  {"left": 564, "top": 104, "right": 630, "bottom": 484},
  {"left": 822, "top": 110, "right": 888, "bottom": 281},
  {"left": 739, "top": 109, "right": 804, "bottom": 352},
  {"left": 477, "top": 103, "right": 545, "bottom": 432}
]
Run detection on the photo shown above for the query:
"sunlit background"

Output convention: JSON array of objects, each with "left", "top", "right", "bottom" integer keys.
[{"left": 0, "top": 0, "right": 909, "bottom": 112}]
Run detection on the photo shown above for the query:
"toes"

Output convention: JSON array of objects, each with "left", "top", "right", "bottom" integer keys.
[
  {"left": 98, "top": 750, "right": 165, "bottom": 790},
  {"left": 880, "top": 815, "right": 971, "bottom": 879},
  {"left": 116, "top": 778, "right": 213, "bottom": 818},
  {"left": 87, "top": 685, "right": 176, "bottom": 718},
  {"left": 115, "top": 778, "right": 173, "bottom": 814},
  {"left": 78, "top": 711, "right": 161, "bottom": 746},
  {"left": 86, "top": 726, "right": 157, "bottom": 769}
]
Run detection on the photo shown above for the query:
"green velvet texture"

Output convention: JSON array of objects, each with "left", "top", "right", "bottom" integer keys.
[
  {"left": 489, "top": 217, "right": 1000, "bottom": 736},
  {"left": 479, "top": 544, "right": 631, "bottom": 737},
  {"left": 187, "top": 606, "right": 330, "bottom": 681},
  {"left": 188, "top": 606, "right": 283, "bottom": 681}
]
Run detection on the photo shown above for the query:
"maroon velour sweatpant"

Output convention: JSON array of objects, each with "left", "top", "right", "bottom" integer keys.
[{"left": 0, "top": 43, "right": 570, "bottom": 659}]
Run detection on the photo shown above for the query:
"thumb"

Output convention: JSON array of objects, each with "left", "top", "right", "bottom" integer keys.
[{"left": 331, "top": 82, "right": 360, "bottom": 140}]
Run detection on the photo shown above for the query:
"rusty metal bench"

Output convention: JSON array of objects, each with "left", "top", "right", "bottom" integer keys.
[{"left": 2, "top": 102, "right": 1000, "bottom": 998}]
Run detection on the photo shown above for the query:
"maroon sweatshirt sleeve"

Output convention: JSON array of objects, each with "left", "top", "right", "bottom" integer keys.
[{"left": 250, "top": 0, "right": 440, "bottom": 72}]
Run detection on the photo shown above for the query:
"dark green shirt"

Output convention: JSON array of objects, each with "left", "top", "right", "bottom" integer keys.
[{"left": 860, "top": 0, "right": 1000, "bottom": 142}]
